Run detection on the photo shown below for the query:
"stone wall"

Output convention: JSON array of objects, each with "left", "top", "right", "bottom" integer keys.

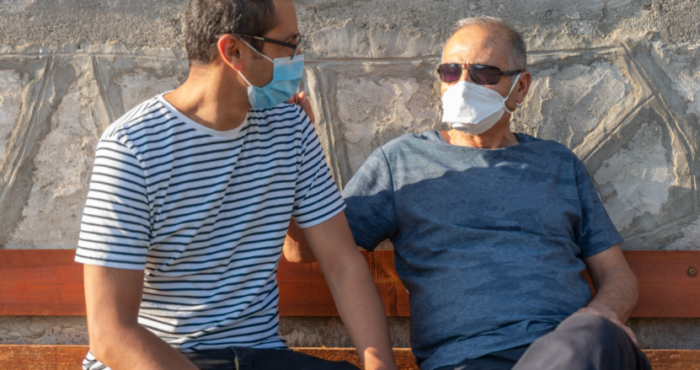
[{"left": 1, "top": 0, "right": 699, "bottom": 350}]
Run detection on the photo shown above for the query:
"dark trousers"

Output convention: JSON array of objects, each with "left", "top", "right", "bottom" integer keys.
[
  {"left": 436, "top": 313, "right": 652, "bottom": 370},
  {"left": 182, "top": 346, "right": 359, "bottom": 370}
]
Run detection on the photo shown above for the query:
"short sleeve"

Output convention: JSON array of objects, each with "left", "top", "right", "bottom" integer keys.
[
  {"left": 341, "top": 147, "right": 398, "bottom": 251},
  {"left": 74, "top": 137, "right": 151, "bottom": 270},
  {"left": 574, "top": 158, "right": 624, "bottom": 257},
  {"left": 292, "top": 113, "right": 345, "bottom": 228}
]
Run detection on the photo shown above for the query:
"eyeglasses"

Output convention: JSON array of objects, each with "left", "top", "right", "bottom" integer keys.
[
  {"left": 235, "top": 33, "right": 305, "bottom": 60},
  {"left": 437, "top": 63, "right": 522, "bottom": 85}
]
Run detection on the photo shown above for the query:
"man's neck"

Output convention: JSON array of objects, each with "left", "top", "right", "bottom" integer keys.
[
  {"left": 163, "top": 65, "right": 251, "bottom": 132},
  {"left": 440, "top": 119, "right": 519, "bottom": 149}
]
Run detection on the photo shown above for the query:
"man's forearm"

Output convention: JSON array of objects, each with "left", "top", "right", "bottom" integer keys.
[
  {"left": 91, "top": 323, "right": 199, "bottom": 370},
  {"left": 585, "top": 267, "right": 638, "bottom": 322},
  {"left": 322, "top": 249, "right": 396, "bottom": 370}
]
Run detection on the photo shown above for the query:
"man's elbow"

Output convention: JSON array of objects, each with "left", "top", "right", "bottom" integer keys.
[
  {"left": 88, "top": 322, "right": 132, "bottom": 365},
  {"left": 88, "top": 324, "right": 115, "bottom": 364}
]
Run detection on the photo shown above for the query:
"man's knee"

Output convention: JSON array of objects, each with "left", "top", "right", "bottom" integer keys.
[{"left": 513, "top": 313, "right": 650, "bottom": 370}]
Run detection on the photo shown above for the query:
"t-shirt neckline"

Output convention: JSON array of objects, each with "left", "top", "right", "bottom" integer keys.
[
  {"left": 434, "top": 130, "right": 524, "bottom": 150},
  {"left": 157, "top": 93, "right": 249, "bottom": 138}
]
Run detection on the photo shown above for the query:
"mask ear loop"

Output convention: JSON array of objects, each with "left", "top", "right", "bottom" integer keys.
[
  {"left": 503, "top": 73, "right": 522, "bottom": 114},
  {"left": 235, "top": 38, "right": 275, "bottom": 87}
]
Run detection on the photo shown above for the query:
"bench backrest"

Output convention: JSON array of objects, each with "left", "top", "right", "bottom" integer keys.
[{"left": 1, "top": 250, "right": 699, "bottom": 317}]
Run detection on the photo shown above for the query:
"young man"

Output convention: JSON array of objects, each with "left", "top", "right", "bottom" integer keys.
[{"left": 74, "top": 1, "right": 397, "bottom": 369}]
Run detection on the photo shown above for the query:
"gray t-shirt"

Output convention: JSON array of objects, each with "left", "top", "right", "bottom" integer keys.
[{"left": 341, "top": 131, "right": 623, "bottom": 370}]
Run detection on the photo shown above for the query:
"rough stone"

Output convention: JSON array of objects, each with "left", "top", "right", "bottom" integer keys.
[
  {"left": 7, "top": 80, "right": 98, "bottom": 249},
  {"left": 629, "top": 318, "right": 700, "bottom": 350},
  {"left": 0, "top": 316, "right": 88, "bottom": 345},
  {"left": 515, "top": 61, "right": 631, "bottom": 150},
  {"left": 651, "top": 42, "right": 700, "bottom": 117},
  {"left": 0, "top": 70, "right": 24, "bottom": 164},
  {"left": 594, "top": 122, "right": 676, "bottom": 231},
  {"left": 665, "top": 216, "right": 700, "bottom": 250},
  {"left": 336, "top": 76, "right": 441, "bottom": 173},
  {"left": 116, "top": 69, "right": 180, "bottom": 113}
]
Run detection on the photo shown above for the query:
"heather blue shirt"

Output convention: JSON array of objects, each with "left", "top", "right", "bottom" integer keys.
[{"left": 341, "top": 131, "right": 623, "bottom": 370}]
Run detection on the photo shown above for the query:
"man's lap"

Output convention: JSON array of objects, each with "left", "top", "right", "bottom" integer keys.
[
  {"left": 182, "top": 346, "right": 359, "bottom": 370},
  {"left": 434, "top": 346, "right": 529, "bottom": 370},
  {"left": 435, "top": 313, "right": 651, "bottom": 370}
]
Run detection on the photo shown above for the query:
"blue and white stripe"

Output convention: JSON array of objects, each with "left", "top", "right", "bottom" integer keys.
[{"left": 75, "top": 95, "right": 344, "bottom": 370}]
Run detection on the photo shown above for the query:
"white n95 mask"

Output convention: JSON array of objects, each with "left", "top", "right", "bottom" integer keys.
[{"left": 441, "top": 74, "right": 521, "bottom": 135}]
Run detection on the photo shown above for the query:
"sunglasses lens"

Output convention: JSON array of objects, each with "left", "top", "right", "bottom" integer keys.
[
  {"left": 470, "top": 66, "right": 502, "bottom": 85},
  {"left": 438, "top": 64, "right": 462, "bottom": 83}
]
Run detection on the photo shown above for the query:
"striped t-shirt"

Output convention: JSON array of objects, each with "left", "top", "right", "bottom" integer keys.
[{"left": 74, "top": 94, "right": 345, "bottom": 370}]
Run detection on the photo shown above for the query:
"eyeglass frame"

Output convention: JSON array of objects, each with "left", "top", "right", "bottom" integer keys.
[
  {"left": 437, "top": 63, "right": 523, "bottom": 85},
  {"left": 234, "top": 33, "right": 303, "bottom": 60}
]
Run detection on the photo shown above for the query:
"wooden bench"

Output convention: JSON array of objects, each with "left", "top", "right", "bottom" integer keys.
[{"left": 1, "top": 249, "right": 699, "bottom": 369}]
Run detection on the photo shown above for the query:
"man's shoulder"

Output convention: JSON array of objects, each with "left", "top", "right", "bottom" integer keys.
[
  {"left": 517, "top": 133, "right": 580, "bottom": 161},
  {"left": 101, "top": 95, "right": 167, "bottom": 143},
  {"left": 379, "top": 130, "right": 440, "bottom": 157},
  {"left": 248, "top": 103, "right": 305, "bottom": 127}
]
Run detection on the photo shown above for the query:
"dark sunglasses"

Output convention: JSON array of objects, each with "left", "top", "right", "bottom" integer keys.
[
  {"left": 437, "top": 63, "right": 522, "bottom": 85},
  {"left": 234, "top": 33, "right": 304, "bottom": 60}
]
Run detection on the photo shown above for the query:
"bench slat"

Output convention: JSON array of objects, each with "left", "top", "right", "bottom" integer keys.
[
  {"left": 0, "top": 250, "right": 84, "bottom": 316},
  {"left": 0, "top": 345, "right": 697, "bottom": 370},
  {"left": 1, "top": 250, "right": 699, "bottom": 317}
]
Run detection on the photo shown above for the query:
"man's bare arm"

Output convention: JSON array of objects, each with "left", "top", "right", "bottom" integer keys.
[
  {"left": 84, "top": 265, "right": 199, "bottom": 370},
  {"left": 580, "top": 245, "right": 639, "bottom": 343},
  {"left": 300, "top": 211, "right": 397, "bottom": 370}
]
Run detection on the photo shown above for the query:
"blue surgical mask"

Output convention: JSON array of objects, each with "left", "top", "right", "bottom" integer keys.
[{"left": 237, "top": 39, "right": 304, "bottom": 110}]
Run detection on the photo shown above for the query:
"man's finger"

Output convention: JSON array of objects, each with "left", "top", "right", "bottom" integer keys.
[
  {"left": 286, "top": 92, "right": 300, "bottom": 104},
  {"left": 623, "top": 325, "right": 638, "bottom": 345}
]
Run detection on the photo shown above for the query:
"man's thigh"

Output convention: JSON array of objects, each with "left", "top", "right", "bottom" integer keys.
[
  {"left": 182, "top": 347, "right": 359, "bottom": 370},
  {"left": 513, "top": 313, "right": 651, "bottom": 370}
]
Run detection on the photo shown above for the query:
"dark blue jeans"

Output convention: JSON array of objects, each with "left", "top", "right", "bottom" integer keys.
[
  {"left": 182, "top": 347, "right": 359, "bottom": 370},
  {"left": 435, "top": 313, "right": 652, "bottom": 370}
]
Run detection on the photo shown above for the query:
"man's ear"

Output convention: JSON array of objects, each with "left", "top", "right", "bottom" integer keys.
[
  {"left": 217, "top": 34, "right": 244, "bottom": 71},
  {"left": 515, "top": 71, "right": 532, "bottom": 105}
]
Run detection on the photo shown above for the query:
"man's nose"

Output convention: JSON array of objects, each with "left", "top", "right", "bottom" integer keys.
[{"left": 460, "top": 68, "right": 473, "bottom": 84}]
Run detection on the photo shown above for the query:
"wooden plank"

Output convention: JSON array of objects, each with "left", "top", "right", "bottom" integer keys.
[
  {"left": 0, "top": 250, "right": 84, "bottom": 316},
  {"left": 1, "top": 250, "right": 700, "bottom": 317},
  {"left": 626, "top": 251, "right": 700, "bottom": 318},
  {"left": 581, "top": 251, "right": 700, "bottom": 318},
  {"left": 0, "top": 345, "right": 697, "bottom": 370},
  {"left": 643, "top": 349, "right": 700, "bottom": 370},
  {"left": 277, "top": 251, "right": 410, "bottom": 317},
  {"left": 0, "top": 345, "right": 87, "bottom": 370}
]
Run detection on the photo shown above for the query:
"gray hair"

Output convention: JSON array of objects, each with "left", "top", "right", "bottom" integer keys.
[{"left": 453, "top": 17, "right": 527, "bottom": 72}]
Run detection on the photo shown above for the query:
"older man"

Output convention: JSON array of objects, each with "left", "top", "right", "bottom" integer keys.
[{"left": 285, "top": 17, "right": 652, "bottom": 370}]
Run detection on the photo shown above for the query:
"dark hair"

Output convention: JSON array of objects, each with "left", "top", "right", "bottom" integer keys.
[{"left": 184, "top": 0, "right": 278, "bottom": 65}]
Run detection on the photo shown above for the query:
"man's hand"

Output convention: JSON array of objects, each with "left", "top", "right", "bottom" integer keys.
[
  {"left": 287, "top": 91, "right": 315, "bottom": 124},
  {"left": 577, "top": 305, "right": 637, "bottom": 345},
  {"left": 84, "top": 265, "right": 199, "bottom": 370},
  {"left": 300, "top": 212, "right": 397, "bottom": 370},
  {"left": 581, "top": 245, "right": 639, "bottom": 345},
  {"left": 284, "top": 219, "right": 317, "bottom": 263}
]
